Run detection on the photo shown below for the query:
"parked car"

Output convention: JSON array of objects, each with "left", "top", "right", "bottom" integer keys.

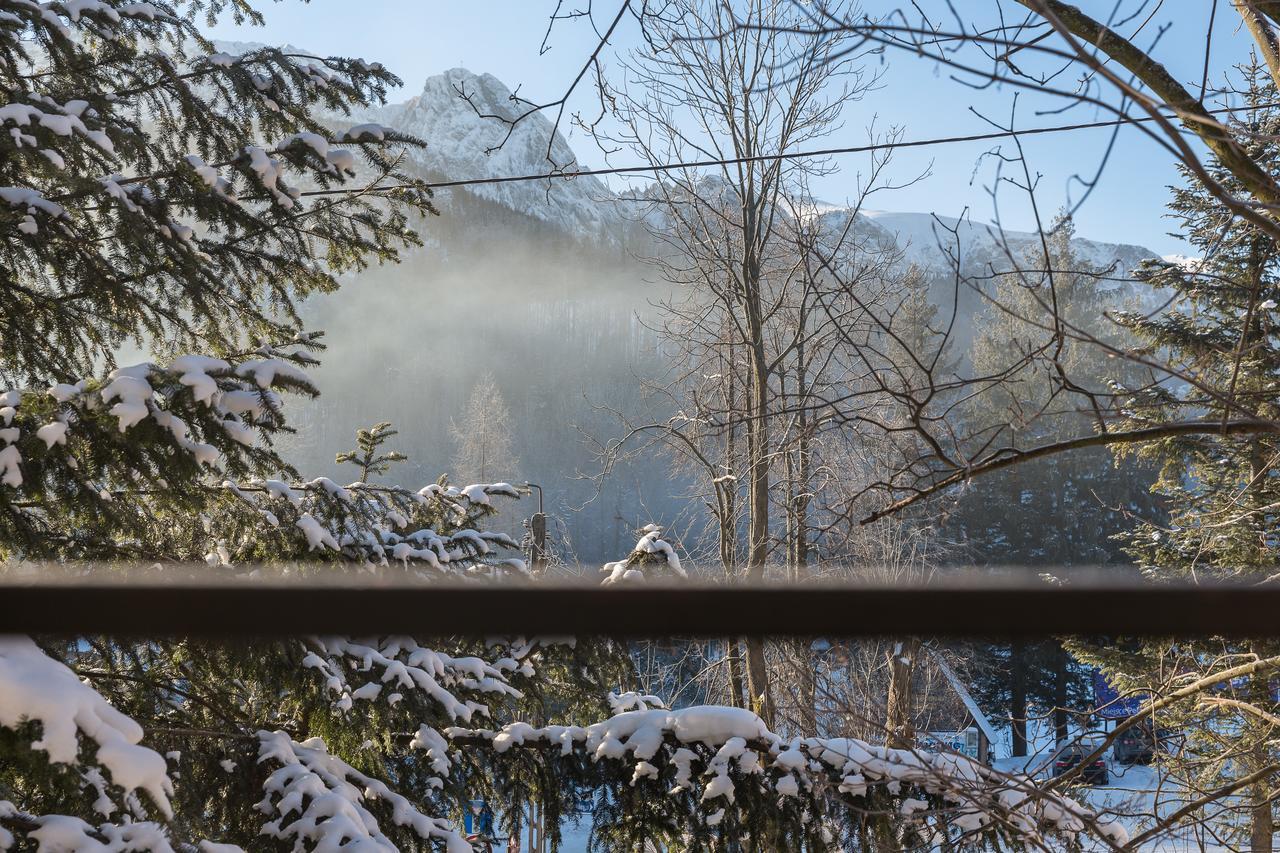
[
  {"left": 1053, "top": 745, "right": 1109, "bottom": 785},
  {"left": 1114, "top": 726, "right": 1155, "bottom": 766}
]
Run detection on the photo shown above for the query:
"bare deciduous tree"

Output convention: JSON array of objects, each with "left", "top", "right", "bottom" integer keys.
[{"left": 587, "top": 0, "right": 914, "bottom": 724}]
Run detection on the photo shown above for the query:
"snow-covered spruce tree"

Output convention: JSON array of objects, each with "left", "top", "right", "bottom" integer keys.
[
  {"left": 2, "top": 623, "right": 634, "bottom": 851},
  {"left": 437, "top": 538, "right": 1129, "bottom": 851},
  {"left": 1, "top": 399, "right": 635, "bottom": 852},
  {"left": 0, "top": 0, "right": 440, "bottom": 558},
  {"left": 0, "top": 2, "right": 624, "bottom": 849},
  {"left": 599, "top": 524, "right": 687, "bottom": 586},
  {"left": 454, "top": 685, "right": 1132, "bottom": 850}
]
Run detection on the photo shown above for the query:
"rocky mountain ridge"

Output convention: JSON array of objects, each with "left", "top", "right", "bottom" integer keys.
[
  {"left": 209, "top": 43, "right": 1164, "bottom": 275},
  {"left": 374, "top": 66, "right": 1162, "bottom": 276}
]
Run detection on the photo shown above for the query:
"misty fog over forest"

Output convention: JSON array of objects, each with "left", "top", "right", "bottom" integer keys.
[
  {"left": 287, "top": 189, "right": 673, "bottom": 564},
  {"left": 267, "top": 63, "right": 1165, "bottom": 566}
]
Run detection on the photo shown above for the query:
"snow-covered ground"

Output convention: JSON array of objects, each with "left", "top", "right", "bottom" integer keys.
[{"left": 996, "top": 744, "right": 1245, "bottom": 851}]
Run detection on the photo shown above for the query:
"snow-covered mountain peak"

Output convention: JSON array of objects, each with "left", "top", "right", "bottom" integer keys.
[
  {"left": 373, "top": 67, "right": 621, "bottom": 236},
  {"left": 413, "top": 68, "right": 532, "bottom": 123},
  {"left": 198, "top": 50, "right": 1163, "bottom": 273}
]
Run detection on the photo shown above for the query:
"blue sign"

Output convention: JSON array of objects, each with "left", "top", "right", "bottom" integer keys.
[
  {"left": 464, "top": 800, "right": 494, "bottom": 836},
  {"left": 1092, "top": 669, "right": 1147, "bottom": 719}
]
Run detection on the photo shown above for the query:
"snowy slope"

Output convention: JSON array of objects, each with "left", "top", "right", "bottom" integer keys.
[{"left": 844, "top": 209, "right": 1156, "bottom": 279}]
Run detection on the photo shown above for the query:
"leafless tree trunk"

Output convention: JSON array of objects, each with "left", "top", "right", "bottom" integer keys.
[
  {"left": 1053, "top": 647, "right": 1069, "bottom": 746},
  {"left": 590, "top": 0, "right": 887, "bottom": 726},
  {"left": 651, "top": 2, "right": 1280, "bottom": 841},
  {"left": 727, "top": 638, "right": 746, "bottom": 709},
  {"left": 693, "top": 0, "right": 1280, "bottom": 525},
  {"left": 885, "top": 638, "right": 920, "bottom": 748},
  {"left": 1011, "top": 642, "right": 1028, "bottom": 758}
]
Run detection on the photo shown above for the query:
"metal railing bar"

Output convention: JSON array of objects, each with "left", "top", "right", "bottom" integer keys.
[{"left": 0, "top": 584, "right": 1260, "bottom": 637}]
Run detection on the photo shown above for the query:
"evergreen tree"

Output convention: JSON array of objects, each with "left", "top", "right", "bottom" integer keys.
[
  {"left": 0, "top": 0, "right": 435, "bottom": 560},
  {"left": 965, "top": 640, "right": 1091, "bottom": 758},
  {"left": 952, "top": 217, "right": 1158, "bottom": 757},
  {"left": 336, "top": 421, "right": 407, "bottom": 482},
  {"left": 1117, "top": 82, "right": 1280, "bottom": 579},
  {"left": 0, "top": 2, "right": 621, "bottom": 848},
  {"left": 952, "top": 215, "right": 1162, "bottom": 566},
  {"left": 1078, "top": 62, "right": 1280, "bottom": 851}
]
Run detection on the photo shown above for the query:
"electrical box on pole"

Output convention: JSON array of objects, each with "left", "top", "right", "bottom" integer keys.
[
  {"left": 530, "top": 512, "right": 547, "bottom": 572},
  {"left": 524, "top": 483, "right": 547, "bottom": 573}
]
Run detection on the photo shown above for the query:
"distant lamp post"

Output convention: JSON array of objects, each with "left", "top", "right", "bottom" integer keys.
[{"left": 524, "top": 482, "right": 547, "bottom": 573}]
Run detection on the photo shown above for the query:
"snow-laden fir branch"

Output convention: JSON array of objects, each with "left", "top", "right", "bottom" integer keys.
[
  {"left": 451, "top": 701, "right": 1130, "bottom": 849},
  {"left": 0, "top": 0, "right": 436, "bottom": 381}
]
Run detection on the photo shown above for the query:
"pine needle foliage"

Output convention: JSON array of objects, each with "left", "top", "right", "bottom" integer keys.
[
  {"left": 336, "top": 421, "right": 407, "bottom": 482},
  {"left": 1116, "top": 65, "right": 1280, "bottom": 577},
  {"left": 0, "top": 0, "right": 436, "bottom": 384}
]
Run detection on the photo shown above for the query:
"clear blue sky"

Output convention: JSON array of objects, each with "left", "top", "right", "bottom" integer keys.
[{"left": 210, "top": 2, "right": 1253, "bottom": 256}]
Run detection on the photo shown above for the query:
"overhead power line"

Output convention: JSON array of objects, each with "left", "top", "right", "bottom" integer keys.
[{"left": 304, "top": 101, "right": 1276, "bottom": 197}]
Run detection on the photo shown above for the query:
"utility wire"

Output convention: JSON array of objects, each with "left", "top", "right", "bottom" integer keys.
[{"left": 305, "top": 101, "right": 1276, "bottom": 197}]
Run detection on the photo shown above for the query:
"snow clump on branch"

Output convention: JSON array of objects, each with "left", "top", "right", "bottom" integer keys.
[{"left": 601, "top": 523, "right": 687, "bottom": 585}]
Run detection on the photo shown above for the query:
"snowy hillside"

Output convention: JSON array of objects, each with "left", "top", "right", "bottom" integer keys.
[{"left": 858, "top": 209, "right": 1156, "bottom": 279}]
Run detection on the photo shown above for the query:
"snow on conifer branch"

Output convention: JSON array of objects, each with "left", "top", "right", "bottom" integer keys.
[
  {"left": 451, "top": 703, "right": 1129, "bottom": 849},
  {"left": 0, "top": 0, "right": 434, "bottom": 380},
  {"left": 0, "top": 340, "right": 320, "bottom": 558},
  {"left": 300, "top": 636, "right": 526, "bottom": 723},
  {"left": 600, "top": 523, "right": 687, "bottom": 585},
  {"left": 0, "top": 636, "right": 245, "bottom": 852},
  {"left": 255, "top": 730, "right": 472, "bottom": 853},
  {"left": 0, "top": 636, "right": 174, "bottom": 819}
]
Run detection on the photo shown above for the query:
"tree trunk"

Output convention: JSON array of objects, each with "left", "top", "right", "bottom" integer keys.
[
  {"left": 727, "top": 637, "right": 746, "bottom": 709},
  {"left": 745, "top": 637, "right": 773, "bottom": 726},
  {"left": 1248, "top": 639, "right": 1275, "bottom": 853},
  {"left": 794, "top": 641, "right": 818, "bottom": 735},
  {"left": 746, "top": 343, "right": 770, "bottom": 576},
  {"left": 1250, "top": 779, "right": 1273, "bottom": 853},
  {"left": 1053, "top": 644, "right": 1069, "bottom": 745},
  {"left": 793, "top": 430, "right": 810, "bottom": 573},
  {"left": 722, "top": 335, "right": 739, "bottom": 572},
  {"left": 792, "top": 352, "right": 811, "bottom": 576},
  {"left": 744, "top": 333, "right": 773, "bottom": 725},
  {"left": 885, "top": 638, "right": 920, "bottom": 748},
  {"left": 1011, "top": 641, "right": 1029, "bottom": 757}
]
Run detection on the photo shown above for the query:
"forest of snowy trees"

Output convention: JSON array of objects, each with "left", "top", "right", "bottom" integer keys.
[{"left": 3, "top": 0, "right": 1280, "bottom": 850}]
